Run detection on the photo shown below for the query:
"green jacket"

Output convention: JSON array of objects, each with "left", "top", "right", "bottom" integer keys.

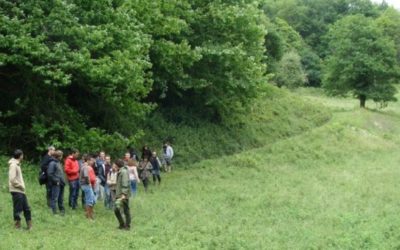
[{"left": 116, "top": 166, "right": 130, "bottom": 198}]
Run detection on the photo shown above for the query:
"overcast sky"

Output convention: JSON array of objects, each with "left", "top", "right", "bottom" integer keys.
[{"left": 371, "top": 0, "right": 400, "bottom": 9}]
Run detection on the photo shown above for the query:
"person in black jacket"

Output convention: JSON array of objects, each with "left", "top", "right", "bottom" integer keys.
[
  {"left": 40, "top": 146, "right": 55, "bottom": 208},
  {"left": 47, "top": 150, "right": 66, "bottom": 215},
  {"left": 150, "top": 152, "right": 161, "bottom": 185}
]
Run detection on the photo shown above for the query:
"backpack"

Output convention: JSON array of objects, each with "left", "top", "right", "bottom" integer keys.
[
  {"left": 38, "top": 171, "right": 47, "bottom": 185},
  {"left": 38, "top": 157, "right": 53, "bottom": 185}
]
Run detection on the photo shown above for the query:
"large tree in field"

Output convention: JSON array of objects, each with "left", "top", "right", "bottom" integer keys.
[{"left": 322, "top": 14, "right": 399, "bottom": 108}]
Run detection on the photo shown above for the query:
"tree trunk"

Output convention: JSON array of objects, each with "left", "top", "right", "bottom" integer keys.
[{"left": 359, "top": 95, "right": 366, "bottom": 108}]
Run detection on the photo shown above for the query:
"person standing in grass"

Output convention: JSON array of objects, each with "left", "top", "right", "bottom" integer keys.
[
  {"left": 150, "top": 151, "right": 162, "bottom": 185},
  {"left": 39, "top": 145, "right": 55, "bottom": 207},
  {"left": 103, "top": 155, "right": 113, "bottom": 209},
  {"left": 65, "top": 149, "right": 80, "bottom": 209},
  {"left": 127, "top": 159, "right": 140, "bottom": 196},
  {"left": 95, "top": 151, "right": 106, "bottom": 201},
  {"left": 163, "top": 142, "right": 174, "bottom": 172},
  {"left": 47, "top": 150, "right": 66, "bottom": 215},
  {"left": 8, "top": 149, "right": 32, "bottom": 230},
  {"left": 138, "top": 157, "right": 152, "bottom": 192},
  {"left": 107, "top": 163, "right": 118, "bottom": 209},
  {"left": 114, "top": 159, "right": 131, "bottom": 230},
  {"left": 80, "top": 155, "right": 96, "bottom": 220}
]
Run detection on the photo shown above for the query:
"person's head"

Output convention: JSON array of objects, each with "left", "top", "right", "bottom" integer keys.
[
  {"left": 152, "top": 151, "right": 157, "bottom": 157},
  {"left": 53, "top": 150, "right": 63, "bottom": 160},
  {"left": 48, "top": 146, "right": 55, "bottom": 156},
  {"left": 127, "top": 159, "right": 137, "bottom": 167},
  {"left": 143, "top": 157, "right": 148, "bottom": 162},
  {"left": 112, "top": 163, "right": 118, "bottom": 172},
  {"left": 124, "top": 152, "right": 131, "bottom": 160},
  {"left": 114, "top": 159, "right": 125, "bottom": 170},
  {"left": 99, "top": 151, "right": 105, "bottom": 159},
  {"left": 13, "top": 149, "right": 23, "bottom": 161},
  {"left": 84, "top": 154, "right": 95, "bottom": 166},
  {"left": 70, "top": 149, "right": 79, "bottom": 159},
  {"left": 143, "top": 145, "right": 148, "bottom": 150},
  {"left": 105, "top": 155, "right": 111, "bottom": 164}
]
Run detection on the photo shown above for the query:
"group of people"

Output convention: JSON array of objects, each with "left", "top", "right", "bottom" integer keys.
[{"left": 7, "top": 142, "right": 174, "bottom": 231}]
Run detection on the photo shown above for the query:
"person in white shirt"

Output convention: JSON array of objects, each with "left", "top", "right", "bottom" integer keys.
[{"left": 163, "top": 142, "right": 174, "bottom": 172}]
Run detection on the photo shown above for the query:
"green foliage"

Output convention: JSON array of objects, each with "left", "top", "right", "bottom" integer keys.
[
  {"left": 178, "top": 1, "right": 269, "bottom": 121},
  {"left": 0, "top": 0, "right": 271, "bottom": 155},
  {"left": 376, "top": 7, "right": 400, "bottom": 63},
  {"left": 299, "top": 47, "right": 322, "bottom": 87},
  {"left": 275, "top": 51, "right": 307, "bottom": 88},
  {"left": 0, "top": 0, "right": 152, "bottom": 155},
  {"left": 322, "top": 14, "right": 400, "bottom": 107}
]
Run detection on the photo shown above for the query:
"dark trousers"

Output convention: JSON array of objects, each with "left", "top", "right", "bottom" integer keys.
[
  {"left": 152, "top": 174, "right": 161, "bottom": 184},
  {"left": 50, "top": 184, "right": 65, "bottom": 213},
  {"left": 46, "top": 183, "right": 52, "bottom": 207},
  {"left": 142, "top": 178, "right": 150, "bottom": 191},
  {"left": 11, "top": 192, "right": 31, "bottom": 222},
  {"left": 114, "top": 199, "right": 131, "bottom": 227},
  {"left": 68, "top": 179, "right": 80, "bottom": 209}
]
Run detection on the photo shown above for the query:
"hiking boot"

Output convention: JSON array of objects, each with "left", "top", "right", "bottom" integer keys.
[
  {"left": 124, "top": 225, "right": 131, "bottom": 231},
  {"left": 15, "top": 220, "right": 21, "bottom": 229},
  {"left": 26, "top": 220, "right": 32, "bottom": 230}
]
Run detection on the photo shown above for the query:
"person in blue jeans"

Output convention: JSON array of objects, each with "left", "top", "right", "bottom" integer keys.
[
  {"left": 80, "top": 155, "right": 96, "bottom": 220},
  {"left": 47, "top": 150, "right": 66, "bottom": 215},
  {"left": 64, "top": 149, "right": 80, "bottom": 209},
  {"left": 127, "top": 159, "right": 140, "bottom": 196}
]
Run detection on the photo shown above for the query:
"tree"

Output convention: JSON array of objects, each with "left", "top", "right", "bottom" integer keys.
[
  {"left": 322, "top": 14, "right": 399, "bottom": 108},
  {"left": 0, "top": 0, "right": 152, "bottom": 153},
  {"left": 275, "top": 51, "right": 307, "bottom": 88},
  {"left": 376, "top": 8, "right": 400, "bottom": 64}
]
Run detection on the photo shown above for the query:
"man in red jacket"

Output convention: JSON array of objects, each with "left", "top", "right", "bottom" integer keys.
[{"left": 64, "top": 149, "right": 80, "bottom": 209}]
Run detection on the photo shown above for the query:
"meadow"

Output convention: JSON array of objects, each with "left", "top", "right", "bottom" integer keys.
[{"left": 1, "top": 88, "right": 400, "bottom": 249}]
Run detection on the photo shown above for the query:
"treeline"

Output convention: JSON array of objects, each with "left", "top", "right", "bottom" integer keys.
[{"left": 0, "top": 0, "right": 399, "bottom": 157}]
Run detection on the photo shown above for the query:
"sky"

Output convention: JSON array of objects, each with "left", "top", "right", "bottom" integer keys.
[{"left": 371, "top": 0, "right": 400, "bottom": 9}]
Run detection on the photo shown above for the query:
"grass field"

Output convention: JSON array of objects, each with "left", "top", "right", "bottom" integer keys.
[{"left": 1, "top": 88, "right": 400, "bottom": 249}]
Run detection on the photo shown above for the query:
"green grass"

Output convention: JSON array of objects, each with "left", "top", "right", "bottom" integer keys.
[
  {"left": 2, "top": 87, "right": 400, "bottom": 249},
  {"left": 142, "top": 85, "right": 330, "bottom": 167}
]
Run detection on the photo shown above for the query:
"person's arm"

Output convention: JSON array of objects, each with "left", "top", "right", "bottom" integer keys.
[
  {"left": 156, "top": 157, "right": 162, "bottom": 169},
  {"left": 133, "top": 167, "right": 140, "bottom": 183}
]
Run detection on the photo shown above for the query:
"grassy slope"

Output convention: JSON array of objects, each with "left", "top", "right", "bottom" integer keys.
[
  {"left": 2, "top": 88, "right": 400, "bottom": 249},
  {"left": 142, "top": 85, "right": 330, "bottom": 167}
]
